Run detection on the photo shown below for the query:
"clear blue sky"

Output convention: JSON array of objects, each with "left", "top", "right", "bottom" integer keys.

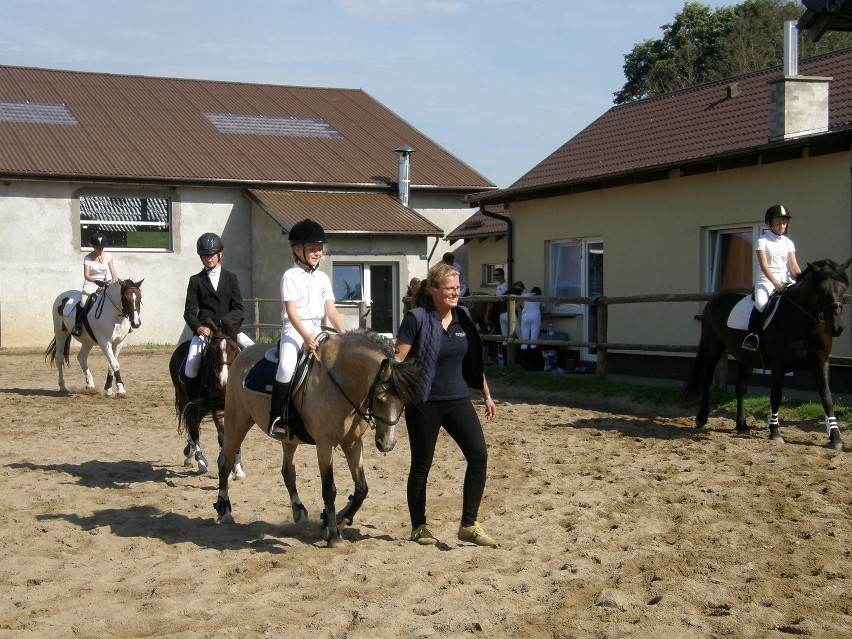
[{"left": 2, "top": 0, "right": 739, "bottom": 188}]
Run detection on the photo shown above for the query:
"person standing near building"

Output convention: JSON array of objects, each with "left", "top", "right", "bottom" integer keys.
[
  {"left": 519, "top": 286, "right": 543, "bottom": 369},
  {"left": 442, "top": 252, "right": 467, "bottom": 297}
]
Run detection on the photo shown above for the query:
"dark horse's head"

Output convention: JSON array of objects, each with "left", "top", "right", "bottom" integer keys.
[{"left": 796, "top": 258, "right": 852, "bottom": 337}]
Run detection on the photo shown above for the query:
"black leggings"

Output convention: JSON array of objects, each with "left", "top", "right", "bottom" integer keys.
[{"left": 404, "top": 398, "right": 488, "bottom": 529}]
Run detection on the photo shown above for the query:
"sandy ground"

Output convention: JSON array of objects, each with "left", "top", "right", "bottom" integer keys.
[{"left": 0, "top": 346, "right": 850, "bottom": 639}]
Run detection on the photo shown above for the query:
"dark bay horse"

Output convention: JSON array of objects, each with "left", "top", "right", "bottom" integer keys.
[
  {"left": 168, "top": 320, "right": 244, "bottom": 476},
  {"left": 215, "top": 329, "right": 422, "bottom": 547},
  {"left": 684, "top": 258, "right": 852, "bottom": 450},
  {"left": 46, "top": 279, "right": 143, "bottom": 396}
]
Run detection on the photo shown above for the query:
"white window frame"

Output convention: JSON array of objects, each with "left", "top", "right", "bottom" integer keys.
[
  {"left": 549, "top": 238, "right": 602, "bottom": 315},
  {"left": 481, "top": 263, "right": 507, "bottom": 286},
  {"left": 706, "top": 223, "right": 764, "bottom": 292}
]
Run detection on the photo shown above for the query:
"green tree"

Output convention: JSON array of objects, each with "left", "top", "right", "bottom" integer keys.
[{"left": 615, "top": 0, "right": 852, "bottom": 104}]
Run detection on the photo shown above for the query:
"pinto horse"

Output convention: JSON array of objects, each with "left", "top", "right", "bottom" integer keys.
[
  {"left": 215, "top": 329, "right": 422, "bottom": 547},
  {"left": 684, "top": 258, "right": 852, "bottom": 450},
  {"left": 46, "top": 279, "right": 143, "bottom": 396},
  {"left": 168, "top": 320, "right": 245, "bottom": 477}
]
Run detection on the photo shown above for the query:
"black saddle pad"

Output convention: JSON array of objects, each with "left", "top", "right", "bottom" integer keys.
[{"left": 243, "top": 352, "right": 314, "bottom": 445}]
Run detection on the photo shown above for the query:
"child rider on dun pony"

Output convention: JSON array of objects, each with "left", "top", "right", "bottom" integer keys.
[{"left": 267, "top": 219, "right": 346, "bottom": 440}]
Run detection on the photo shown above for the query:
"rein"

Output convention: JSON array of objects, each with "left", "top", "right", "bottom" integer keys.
[
  {"left": 307, "top": 335, "right": 399, "bottom": 429},
  {"left": 780, "top": 282, "right": 842, "bottom": 326}
]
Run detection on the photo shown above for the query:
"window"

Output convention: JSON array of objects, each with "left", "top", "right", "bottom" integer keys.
[
  {"left": 550, "top": 238, "right": 603, "bottom": 357},
  {"left": 707, "top": 225, "right": 762, "bottom": 291},
  {"left": 481, "top": 263, "right": 507, "bottom": 286},
  {"left": 332, "top": 262, "right": 397, "bottom": 335},
  {"left": 80, "top": 196, "right": 171, "bottom": 251},
  {"left": 550, "top": 239, "right": 603, "bottom": 313},
  {"left": 333, "top": 264, "right": 364, "bottom": 302}
]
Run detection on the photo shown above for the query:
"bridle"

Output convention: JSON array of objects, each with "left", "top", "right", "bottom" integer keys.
[
  {"left": 307, "top": 341, "right": 402, "bottom": 429},
  {"left": 780, "top": 274, "right": 845, "bottom": 326}
]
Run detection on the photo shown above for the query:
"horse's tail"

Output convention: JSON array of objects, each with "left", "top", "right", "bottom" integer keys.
[
  {"left": 682, "top": 337, "right": 706, "bottom": 402},
  {"left": 44, "top": 335, "right": 71, "bottom": 369}
]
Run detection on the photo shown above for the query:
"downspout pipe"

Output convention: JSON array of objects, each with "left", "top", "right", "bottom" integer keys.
[{"left": 479, "top": 204, "right": 513, "bottom": 282}]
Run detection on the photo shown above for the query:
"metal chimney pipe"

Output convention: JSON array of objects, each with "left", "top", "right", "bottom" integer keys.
[
  {"left": 395, "top": 144, "right": 415, "bottom": 207},
  {"left": 784, "top": 20, "right": 798, "bottom": 76}
]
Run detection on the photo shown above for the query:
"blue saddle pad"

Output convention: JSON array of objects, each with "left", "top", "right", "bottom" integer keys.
[{"left": 245, "top": 356, "right": 277, "bottom": 394}]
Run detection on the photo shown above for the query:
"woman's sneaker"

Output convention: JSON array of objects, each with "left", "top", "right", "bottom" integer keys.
[
  {"left": 458, "top": 521, "right": 499, "bottom": 547},
  {"left": 410, "top": 524, "right": 438, "bottom": 545}
]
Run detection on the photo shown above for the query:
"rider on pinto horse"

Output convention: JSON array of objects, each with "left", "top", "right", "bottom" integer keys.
[{"left": 182, "top": 232, "right": 254, "bottom": 416}]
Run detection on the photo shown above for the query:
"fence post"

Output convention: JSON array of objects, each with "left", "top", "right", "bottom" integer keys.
[
  {"left": 596, "top": 298, "right": 607, "bottom": 378},
  {"left": 253, "top": 299, "right": 261, "bottom": 342},
  {"left": 507, "top": 298, "right": 517, "bottom": 366}
]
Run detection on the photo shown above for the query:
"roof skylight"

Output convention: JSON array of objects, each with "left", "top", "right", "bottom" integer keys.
[
  {"left": 0, "top": 100, "right": 78, "bottom": 125},
  {"left": 203, "top": 112, "right": 343, "bottom": 139}
]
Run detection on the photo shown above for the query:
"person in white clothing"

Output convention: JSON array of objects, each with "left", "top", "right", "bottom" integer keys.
[
  {"left": 71, "top": 231, "right": 118, "bottom": 336},
  {"left": 742, "top": 205, "right": 801, "bottom": 351},
  {"left": 519, "top": 286, "right": 543, "bottom": 368},
  {"left": 268, "top": 219, "right": 346, "bottom": 439}
]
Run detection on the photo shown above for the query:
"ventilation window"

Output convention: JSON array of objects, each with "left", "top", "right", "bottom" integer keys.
[
  {"left": 203, "top": 112, "right": 343, "bottom": 139},
  {"left": 0, "top": 100, "right": 78, "bottom": 125}
]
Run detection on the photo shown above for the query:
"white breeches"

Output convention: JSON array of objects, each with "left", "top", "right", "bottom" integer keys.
[
  {"left": 184, "top": 332, "right": 254, "bottom": 378},
  {"left": 520, "top": 314, "right": 542, "bottom": 349},
  {"left": 276, "top": 319, "right": 321, "bottom": 383}
]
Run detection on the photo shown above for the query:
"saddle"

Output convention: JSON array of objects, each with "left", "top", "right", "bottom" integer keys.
[
  {"left": 244, "top": 343, "right": 321, "bottom": 445},
  {"left": 726, "top": 291, "right": 782, "bottom": 331}
]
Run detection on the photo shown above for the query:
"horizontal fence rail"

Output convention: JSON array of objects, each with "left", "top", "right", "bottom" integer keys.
[{"left": 246, "top": 293, "right": 852, "bottom": 378}]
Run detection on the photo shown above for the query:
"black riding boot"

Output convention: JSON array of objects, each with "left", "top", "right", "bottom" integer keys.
[
  {"left": 267, "top": 381, "right": 291, "bottom": 440},
  {"left": 182, "top": 375, "right": 202, "bottom": 420},
  {"left": 742, "top": 307, "right": 762, "bottom": 352},
  {"left": 70, "top": 303, "right": 85, "bottom": 336}
]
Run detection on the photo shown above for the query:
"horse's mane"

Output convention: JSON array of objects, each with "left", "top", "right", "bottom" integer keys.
[
  {"left": 799, "top": 259, "right": 850, "bottom": 286},
  {"left": 340, "top": 327, "right": 397, "bottom": 358},
  {"left": 337, "top": 328, "right": 423, "bottom": 404}
]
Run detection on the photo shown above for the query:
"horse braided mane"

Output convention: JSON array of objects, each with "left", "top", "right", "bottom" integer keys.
[
  {"left": 341, "top": 328, "right": 423, "bottom": 404},
  {"left": 343, "top": 327, "right": 397, "bottom": 358}
]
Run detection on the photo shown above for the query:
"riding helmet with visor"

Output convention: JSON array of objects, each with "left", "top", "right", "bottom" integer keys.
[
  {"left": 288, "top": 218, "right": 328, "bottom": 244},
  {"left": 90, "top": 231, "right": 107, "bottom": 248},
  {"left": 196, "top": 232, "right": 225, "bottom": 256},
  {"left": 765, "top": 204, "right": 792, "bottom": 236}
]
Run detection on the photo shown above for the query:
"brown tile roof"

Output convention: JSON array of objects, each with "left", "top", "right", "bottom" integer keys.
[
  {"left": 469, "top": 48, "right": 852, "bottom": 204},
  {"left": 0, "top": 65, "right": 494, "bottom": 191},
  {"left": 446, "top": 206, "right": 509, "bottom": 240},
  {"left": 248, "top": 189, "right": 443, "bottom": 236}
]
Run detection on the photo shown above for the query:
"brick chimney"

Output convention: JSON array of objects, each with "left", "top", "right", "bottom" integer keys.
[{"left": 769, "top": 20, "right": 831, "bottom": 142}]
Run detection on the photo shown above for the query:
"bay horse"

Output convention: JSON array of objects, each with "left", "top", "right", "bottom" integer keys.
[
  {"left": 45, "top": 279, "right": 143, "bottom": 397},
  {"left": 684, "top": 258, "right": 852, "bottom": 450},
  {"left": 168, "top": 320, "right": 245, "bottom": 477},
  {"left": 214, "top": 329, "right": 422, "bottom": 547}
]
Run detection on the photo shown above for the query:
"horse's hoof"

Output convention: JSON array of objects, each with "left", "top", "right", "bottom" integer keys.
[
  {"left": 292, "top": 502, "right": 308, "bottom": 523},
  {"left": 769, "top": 433, "right": 785, "bottom": 443},
  {"left": 827, "top": 435, "right": 844, "bottom": 451},
  {"left": 218, "top": 512, "right": 235, "bottom": 525},
  {"left": 196, "top": 453, "right": 209, "bottom": 474},
  {"left": 230, "top": 464, "right": 246, "bottom": 480},
  {"left": 104, "top": 389, "right": 114, "bottom": 398}
]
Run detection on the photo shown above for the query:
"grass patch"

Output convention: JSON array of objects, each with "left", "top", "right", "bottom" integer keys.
[{"left": 486, "top": 365, "right": 852, "bottom": 424}]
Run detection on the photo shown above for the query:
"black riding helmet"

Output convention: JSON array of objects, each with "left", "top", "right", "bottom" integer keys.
[
  {"left": 197, "top": 232, "right": 224, "bottom": 256},
  {"left": 765, "top": 204, "right": 792, "bottom": 236},
  {"left": 90, "top": 231, "right": 107, "bottom": 248},
  {"left": 288, "top": 219, "right": 328, "bottom": 272},
  {"left": 288, "top": 218, "right": 328, "bottom": 244}
]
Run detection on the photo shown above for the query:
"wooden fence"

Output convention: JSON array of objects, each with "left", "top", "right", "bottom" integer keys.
[{"left": 245, "top": 293, "right": 852, "bottom": 379}]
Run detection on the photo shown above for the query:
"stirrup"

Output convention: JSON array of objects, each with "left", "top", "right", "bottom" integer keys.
[
  {"left": 267, "top": 416, "right": 290, "bottom": 440},
  {"left": 741, "top": 333, "right": 759, "bottom": 352},
  {"left": 70, "top": 324, "right": 83, "bottom": 336}
]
